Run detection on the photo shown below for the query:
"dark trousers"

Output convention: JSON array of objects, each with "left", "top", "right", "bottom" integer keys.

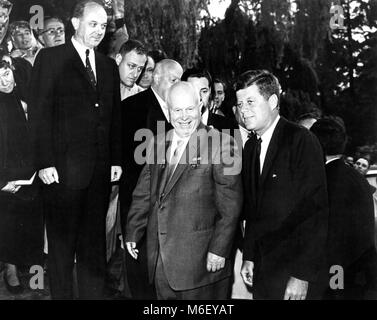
[
  {"left": 154, "top": 253, "right": 230, "bottom": 300},
  {"left": 125, "top": 234, "right": 156, "bottom": 299},
  {"left": 45, "top": 165, "right": 110, "bottom": 300}
]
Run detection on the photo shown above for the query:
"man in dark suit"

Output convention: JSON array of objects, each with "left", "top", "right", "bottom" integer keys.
[
  {"left": 125, "top": 81, "right": 242, "bottom": 299},
  {"left": 238, "top": 70, "right": 328, "bottom": 300},
  {"left": 120, "top": 59, "right": 183, "bottom": 299},
  {"left": 311, "top": 117, "right": 377, "bottom": 299},
  {"left": 182, "top": 68, "right": 237, "bottom": 133},
  {"left": 29, "top": 0, "right": 122, "bottom": 299}
]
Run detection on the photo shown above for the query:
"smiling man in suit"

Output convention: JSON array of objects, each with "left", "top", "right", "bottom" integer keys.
[
  {"left": 29, "top": 0, "right": 122, "bottom": 299},
  {"left": 125, "top": 81, "right": 242, "bottom": 299},
  {"left": 120, "top": 58, "right": 183, "bottom": 299},
  {"left": 238, "top": 70, "right": 328, "bottom": 300}
]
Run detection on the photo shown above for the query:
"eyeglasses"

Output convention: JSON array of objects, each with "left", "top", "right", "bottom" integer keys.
[{"left": 41, "top": 27, "right": 65, "bottom": 36}]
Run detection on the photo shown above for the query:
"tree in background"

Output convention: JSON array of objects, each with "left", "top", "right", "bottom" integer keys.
[{"left": 8, "top": 0, "right": 377, "bottom": 159}]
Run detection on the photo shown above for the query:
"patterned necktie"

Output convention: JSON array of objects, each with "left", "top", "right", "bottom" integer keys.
[
  {"left": 166, "top": 139, "right": 185, "bottom": 183},
  {"left": 85, "top": 49, "right": 96, "bottom": 87}
]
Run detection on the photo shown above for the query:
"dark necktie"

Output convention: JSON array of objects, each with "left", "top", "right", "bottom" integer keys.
[
  {"left": 85, "top": 49, "right": 96, "bottom": 87},
  {"left": 253, "top": 135, "right": 262, "bottom": 191}
]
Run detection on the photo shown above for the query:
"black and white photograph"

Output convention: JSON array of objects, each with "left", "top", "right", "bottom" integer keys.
[{"left": 0, "top": 0, "right": 376, "bottom": 311}]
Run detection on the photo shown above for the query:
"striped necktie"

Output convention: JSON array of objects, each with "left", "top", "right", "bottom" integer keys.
[{"left": 85, "top": 49, "right": 96, "bottom": 87}]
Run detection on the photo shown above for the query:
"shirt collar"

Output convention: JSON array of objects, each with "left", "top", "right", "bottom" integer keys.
[
  {"left": 71, "top": 36, "right": 94, "bottom": 56},
  {"left": 259, "top": 114, "right": 280, "bottom": 142},
  {"left": 326, "top": 155, "right": 343, "bottom": 165}
]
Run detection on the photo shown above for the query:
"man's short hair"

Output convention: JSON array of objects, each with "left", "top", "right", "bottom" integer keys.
[
  {"left": 8, "top": 20, "right": 30, "bottom": 37},
  {"left": 181, "top": 68, "right": 212, "bottom": 87},
  {"left": 310, "top": 116, "right": 347, "bottom": 156},
  {"left": 213, "top": 78, "right": 227, "bottom": 91},
  {"left": 72, "top": 0, "right": 104, "bottom": 19},
  {"left": 118, "top": 39, "right": 147, "bottom": 57},
  {"left": 43, "top": 16, "right": 64, "bottom": 28},
  {"left": 234, "top": 70, "right": 281, "bottom": 103}
]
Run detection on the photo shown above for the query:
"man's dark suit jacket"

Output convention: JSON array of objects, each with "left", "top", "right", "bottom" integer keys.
[
  {"left": 242, "top": 117, "right": 328, "bottom": 299},
  {"left": 325, "top": 159, "right": 377, "bottom": 298},
  {"left": 126, "top": 123, "right": 243, "bottom": 290},
  {"left": 208, "top": 111, "right": 237, "bottom": 132},
  {"left": 29, "top": 41, "right": 121, "bottom": 189},
  {"left": 120, "top": 88, "right": 172, "bottom": 214}
]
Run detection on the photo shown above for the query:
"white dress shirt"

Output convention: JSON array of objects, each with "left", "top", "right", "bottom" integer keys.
[
  {"left": 201, "top": 108, "right": 209, "bottom": 126},
  {"left": 151, "top": 87, "right": 170, "bottom": 122},
  {"left": 326, "top": 155, "right": 343, "bottom": 165},
  {"left": 71, "top": 37, "right": 97, "bottom": 79},
  {"left": 169, "top": 131, "right": 190, "bottom": 164},
  {"left": 258, "top": 115, "right": 280, "bottom": 174}
]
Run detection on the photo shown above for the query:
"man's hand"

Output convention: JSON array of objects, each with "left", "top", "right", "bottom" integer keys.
[
  {"left": 111, "top": 166, "right": 122, "bottom": 182},
  {"left": 284, "top": 277, "right": 309, "bottom": 300},
  {"left": 241, "top": 260, "right": 254, "bottom": 287},
  {"left": 39, "top": 167, "right": 59, "bottom": 185},
  {"left": 126, "top": 242, "right": 138, "bottom": 260},
  {"left": 206, "top": 252, "right": 225, "bottom": 272},
  {"left": 1, "top": 181, "right": 21, "bottom": 194}
]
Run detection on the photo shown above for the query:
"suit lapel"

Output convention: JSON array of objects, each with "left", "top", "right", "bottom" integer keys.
[
  {"left": 68, "top": 41, "right": 97, "bottom": 91},
  {"left": 162, "top": 125, "right": 205, "bottom": 197},
  {"left": 147, "top": 88, "right": 172, "bottom": 132},
  {"left": 156, "top": 131, "right": 173, "bottom": 196},
  {"left": 259, "top": 117, "right": 286, "bottom": 187},
  {"left": 95, "top": 51, "right": 105, "bottom": 96}
]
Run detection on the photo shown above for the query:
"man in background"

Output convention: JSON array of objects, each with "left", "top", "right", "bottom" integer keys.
[
  {"left": 38, "top": 17, "right": 65, "bottom": 48},
  {"left": 115, "top": 39, "right": 147, "bottom": 100},
  {"left": 182, "top": 68, "right": 236, "bottom": 132},
  {"left": 311, "top": 117, "right": 377, "bottom": 299}
]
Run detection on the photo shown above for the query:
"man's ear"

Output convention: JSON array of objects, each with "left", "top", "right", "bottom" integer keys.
[
  {"left": 71, "top": 17, "right": 79, "bottom": 31},
  {"left": 115, "top": 53, "right": 122, "bottom": 66},
  {"left": 268, "top": 94, "right": 278, "bottom": 111}
]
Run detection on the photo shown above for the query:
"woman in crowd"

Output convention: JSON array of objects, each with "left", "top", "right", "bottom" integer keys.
[{"left": 0, "top": 47, "right": 43, "bottom": 294}]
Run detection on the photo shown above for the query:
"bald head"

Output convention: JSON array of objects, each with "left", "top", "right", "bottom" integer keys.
[
  {"left": 152, "top": 59, "right": 183, "bottom": 101},
  {"left": 167, "top": 81, "right": 201, "bottom": 138}
]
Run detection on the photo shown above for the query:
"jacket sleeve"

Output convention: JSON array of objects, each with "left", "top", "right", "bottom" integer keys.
[
  {"left": 124, "top": 162, "right": 151, "bottom": 244},
  {"left": 209, "top": 133, "right": 243, "bottom": 258},
  {"left": 28, "top": 49, "right": 56, "bottom": 169},
  {"left": 288, "top": 130, "right": 329, "bottom": 282},
  {"left": 110, "top": 59, "right": 122, "bottom": 166}
]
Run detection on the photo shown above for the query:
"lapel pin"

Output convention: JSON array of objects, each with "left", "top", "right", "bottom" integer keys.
[{"left": 272, "top": 174, "right": 277, "bottom": 178}]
